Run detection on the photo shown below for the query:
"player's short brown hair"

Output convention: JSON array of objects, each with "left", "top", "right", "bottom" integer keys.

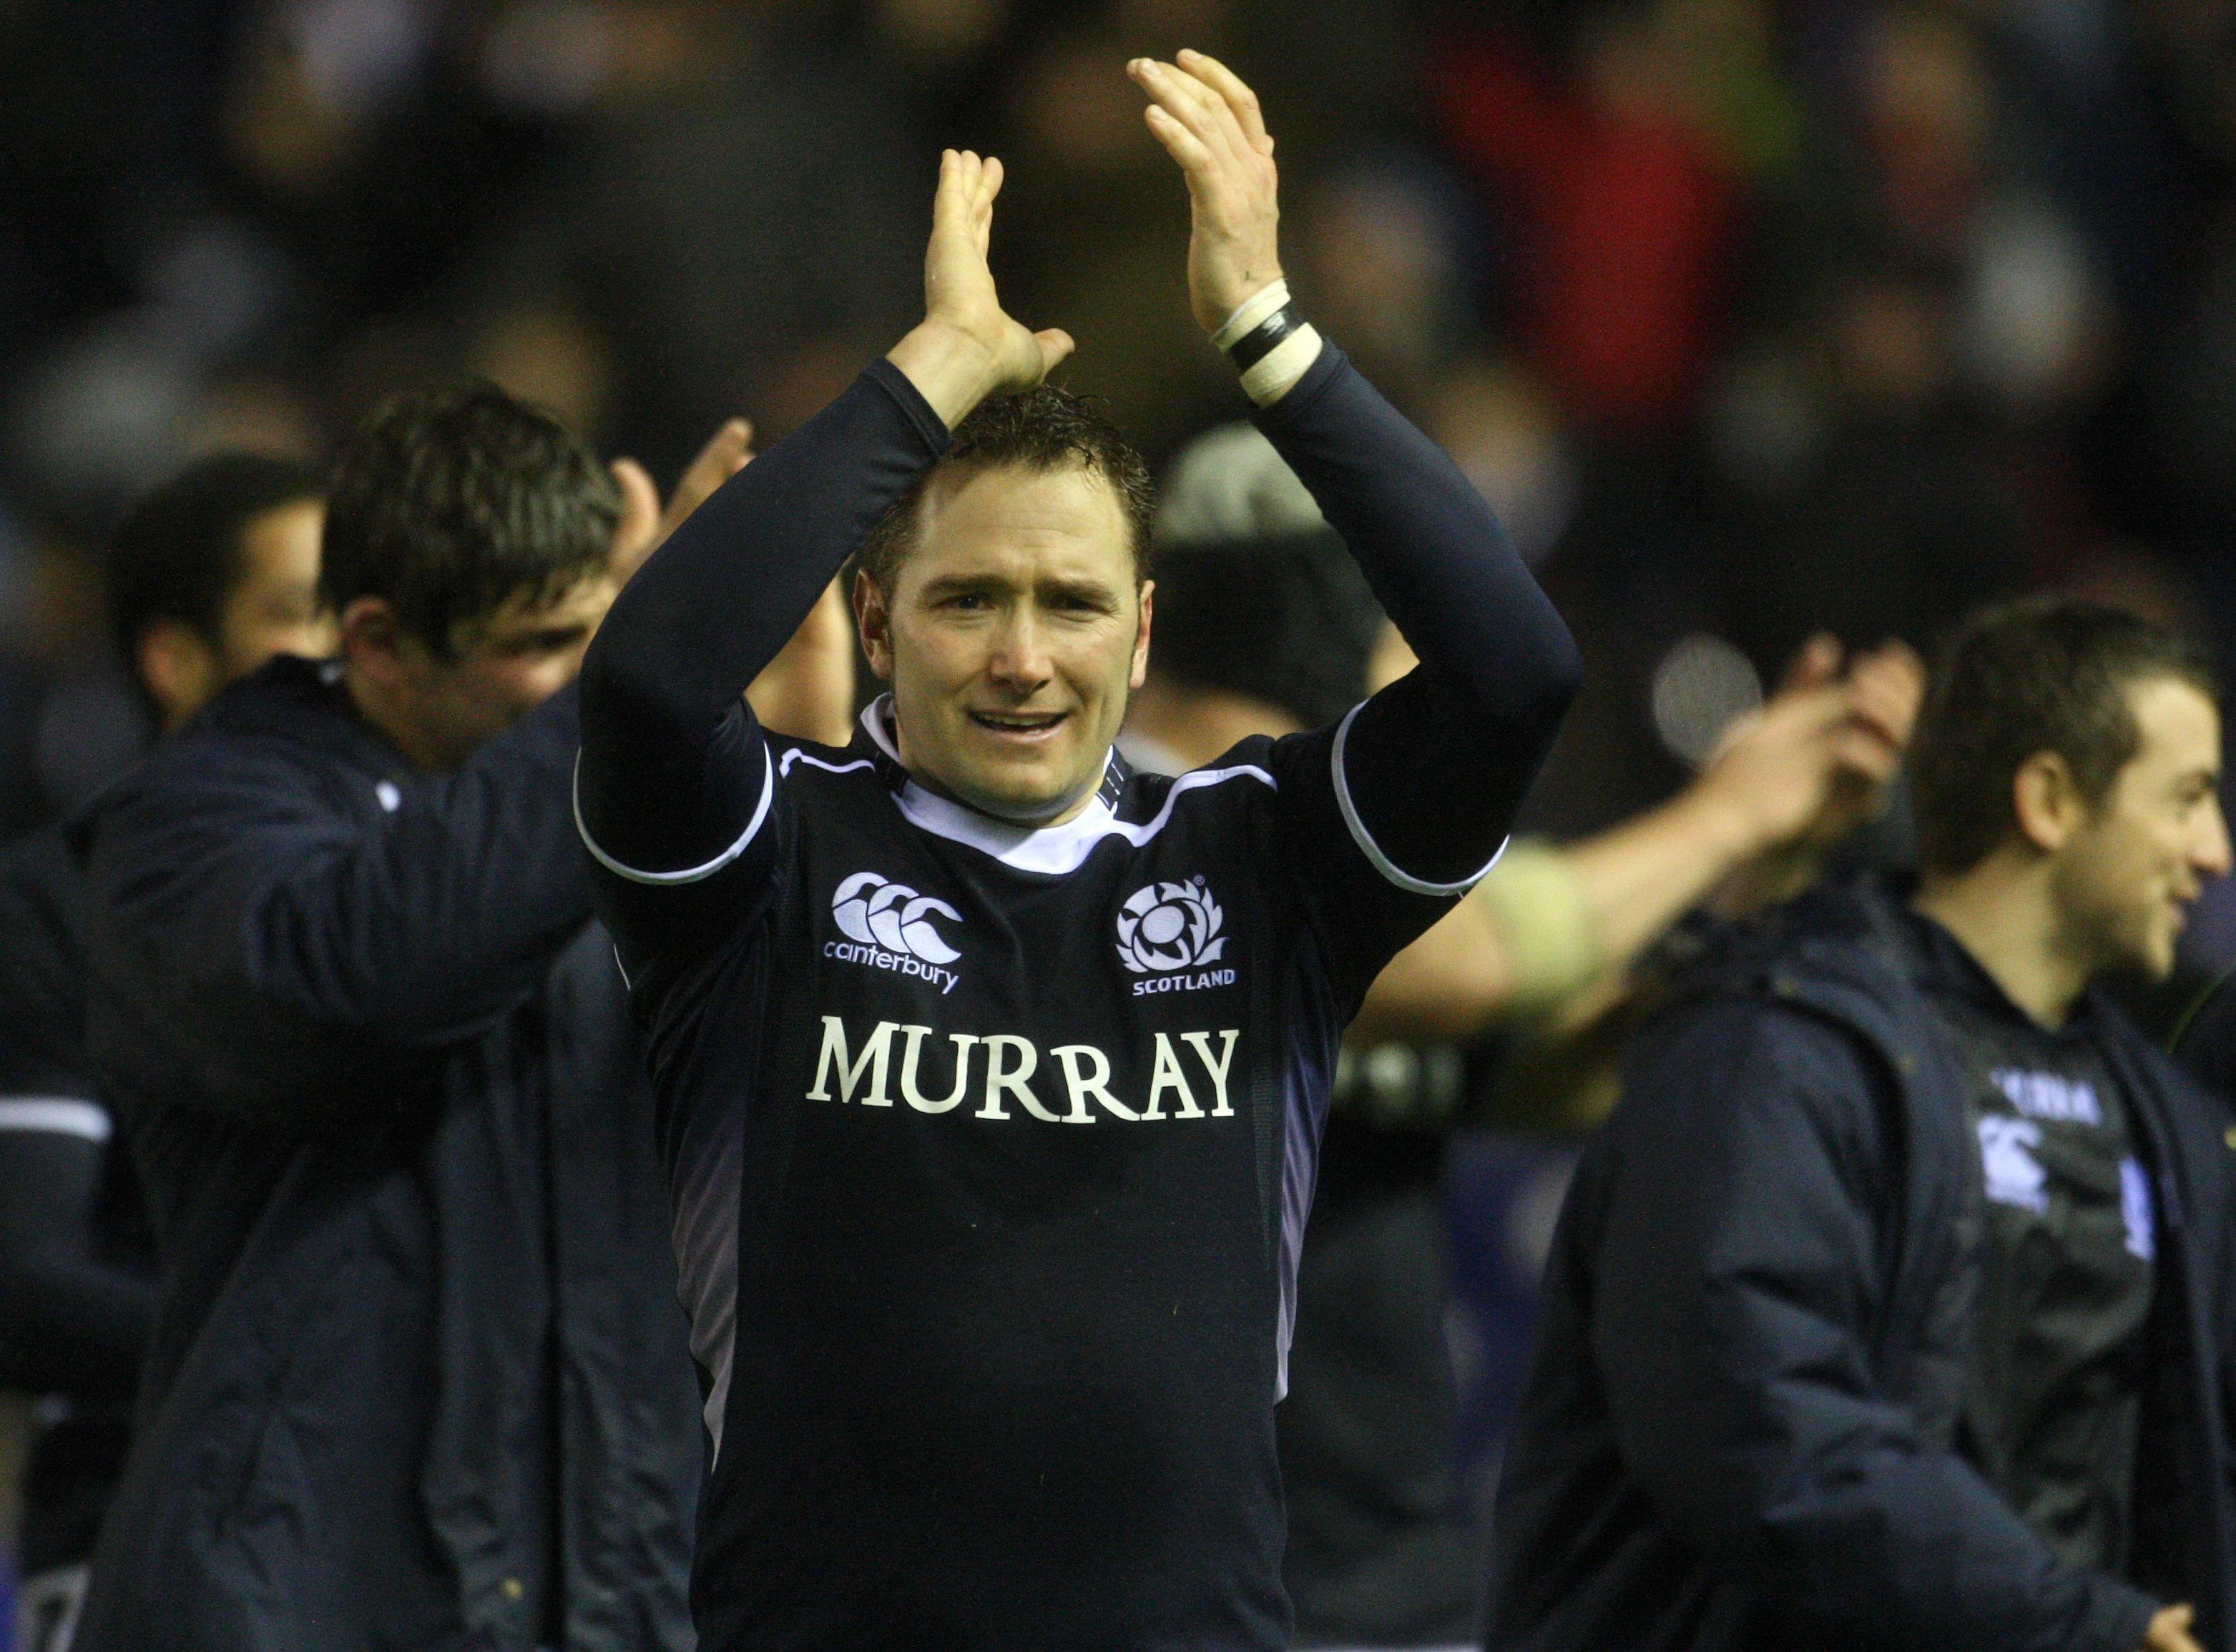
[
  {"left": 857, "top": 386, "right": 1154, "bottom": 591},
  {"left": 1909, "top": 596, "right": 2218, "bottom": 874},
  {"left": 323, "top": 381, "right": 618, "bottom": 656}
]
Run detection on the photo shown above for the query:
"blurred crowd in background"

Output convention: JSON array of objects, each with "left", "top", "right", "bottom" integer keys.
[{"left": 5, "top": 0, "right": 2236, "bottom": 1571}]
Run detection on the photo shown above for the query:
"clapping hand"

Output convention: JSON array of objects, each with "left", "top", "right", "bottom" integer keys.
[
  {"left": 609, "top": 418, "right": 755, "bottom": 586},
  {"left": 2144, "top": 1603, "right": 2203, "bottom": 1652},
  {"left": 886, "top": 149, "right": 1074, "bottom": 428},
  {"left": 1128, "top": 51, "right": 1284, "bottom": 338},
  {"left": 1697, "top": 636, "right": 1924, "bottom": 859}
]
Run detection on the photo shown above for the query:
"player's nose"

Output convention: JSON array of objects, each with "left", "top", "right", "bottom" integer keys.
[
  {"left": 984, "top": 611, "right": 1054, "bottom": 688},
  {"left": 2195, "top": 795, "right": 2233, "bottom": 878}
]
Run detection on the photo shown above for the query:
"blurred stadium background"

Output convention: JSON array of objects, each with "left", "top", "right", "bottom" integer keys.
[{"left": 2, "top": 0, "right": 2233, "bottom": 1623}]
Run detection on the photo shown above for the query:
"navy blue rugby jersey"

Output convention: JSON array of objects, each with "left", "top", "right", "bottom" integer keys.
[
  {"left": 584, "top": 696, "right": 1481, "bottom": 1651},
  {"left": 574, "top": 344, "right": 1579, "bottom": 1650}
]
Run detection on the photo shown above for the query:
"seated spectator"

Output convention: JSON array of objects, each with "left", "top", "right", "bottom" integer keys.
[
  {"left": 3, "top": 454, "right": 328, "bottom": 1652},
  {"left": 1488, "top": 598, "right": 2235, "bottom": 1652}
]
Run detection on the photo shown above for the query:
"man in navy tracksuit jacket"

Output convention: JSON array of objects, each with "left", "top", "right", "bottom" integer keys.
[
  {"left": 1488, "top": 600, "right": 2236, "bottom": 1652},
  {"left": 70, "top": 388, "right": 710, "bottom": 1652}
]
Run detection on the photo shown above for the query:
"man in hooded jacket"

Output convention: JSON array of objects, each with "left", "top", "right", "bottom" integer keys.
[
  {"left": 67, "top": 390, "right": 760, "bottom": 1651},
  {"left": 1488, "top": 599, "right": 2236, "bottom": 1652}
]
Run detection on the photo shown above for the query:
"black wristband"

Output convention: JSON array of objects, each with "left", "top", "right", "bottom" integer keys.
[{"left": 1225, "top": 303, "right": 1303, "bottom": 372}]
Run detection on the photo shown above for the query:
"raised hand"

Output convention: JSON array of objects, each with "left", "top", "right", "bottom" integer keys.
[
  {"left": 2144, "top": 1603, "right": 2203, "bottom": 1652},
  {"left": 1128, "top": 51, "right": 1283, "bottom": 336},
  {"left": 886, "top": 149, "right": 1074, "bottom": 429},
  {"left": 609, "top": 418, "right": 756, "bottom": 586},
  {"left": 1697, "top": 637, "right": 1926, "bottom": 858}
]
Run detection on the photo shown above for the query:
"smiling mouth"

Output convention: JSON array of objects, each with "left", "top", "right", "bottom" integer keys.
[{"left": 969, "top": 709, "right": 1069, "bottom": 739}]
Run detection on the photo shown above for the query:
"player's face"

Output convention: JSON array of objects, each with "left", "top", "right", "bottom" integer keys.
[
  {"left": 383, "top": 573, "right": 617, "bottom": 770},
  {"left": 862, "top": 462, "right": 1153, "bottom": 826},
  {"left": 218, "top": 498, "right": 334, "bottom": 677},
  {"left": 142, "top": 499, "right": 336, "bottom": 732},
  {"left": 2049, "top": 675, "right": 2230, "bottom": 982}
]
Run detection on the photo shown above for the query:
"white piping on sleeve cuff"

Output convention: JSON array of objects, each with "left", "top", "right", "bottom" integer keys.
[
  {"left": 0, "top": 1098, "right": 110, "bottom": 1141},
  {"left": 574, "top": 743, "right": 775, "bottom": 886},
  {"left": 1330, "top": 702, "right": 1508, "bottom": 897}
]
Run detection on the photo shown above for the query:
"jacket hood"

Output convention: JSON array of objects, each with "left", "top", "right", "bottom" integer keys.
[
  {"left": 1663, "top": 871, "right": 2187, "bottom": 1133},
  {"left": 1655, "top": 871, "right": 1945, "bottom": 1077},
  {"left": 65, "top": 657, "right": 398, "bottom": 865},
  {"left": 190, "top": 654, "right": 411, "bottom": 766}
]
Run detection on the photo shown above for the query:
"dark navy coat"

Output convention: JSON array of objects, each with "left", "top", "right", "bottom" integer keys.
[
  {"left": 1486, "top": 875, "right": 2236, "bottom": 1652},
  {"left": 70, "top": 658, "right": 701, "bottom": 1652}
]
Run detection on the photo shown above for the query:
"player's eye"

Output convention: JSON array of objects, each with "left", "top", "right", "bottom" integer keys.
[{"left": 501, "top": 626, "right": 588, "bottom": 657}]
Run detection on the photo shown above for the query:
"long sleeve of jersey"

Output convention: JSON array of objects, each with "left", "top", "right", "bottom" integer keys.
[
  {"left": 1257, "top": 343, "right": 1580, "bottom": 887},
  {"left": 577, "top": 344, "right": 1575, "bottom": 988},
  {"left": 0, "top": 1130, "right": 152, "bottom": 1397},
  {"left": 0, "top": 833, "right": 152, "bottom": 1397},
  {"left": 577, "top": 363, "right": 950, "bottom": 882}
]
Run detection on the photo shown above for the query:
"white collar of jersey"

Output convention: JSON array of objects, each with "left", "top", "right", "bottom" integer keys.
[{"left": 855, "top": 697, "right": 1266, "bottom": 877}]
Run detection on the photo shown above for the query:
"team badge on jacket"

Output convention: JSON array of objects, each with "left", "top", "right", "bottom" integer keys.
[
  {"left": 1118, "top": 877, "right": 1236, "bottom": 994},
  {"left": 1977, "top": 1114, "right": 2049, "bottom": 1213}
]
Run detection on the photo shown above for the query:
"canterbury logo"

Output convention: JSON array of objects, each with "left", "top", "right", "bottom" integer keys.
[
  {"left": 1117, "top": 877, "right": 1227, "bottom": 974},
  {"left": 827, "top": 872, "right": 963, "bottom": 995},
  {"left": 834, "top": 872, "right": 961, "bottom": 962}
]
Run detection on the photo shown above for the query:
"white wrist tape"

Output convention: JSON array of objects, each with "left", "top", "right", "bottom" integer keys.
[{"left": 1239, "top": 325, "right": 1323, "bottom": 405}]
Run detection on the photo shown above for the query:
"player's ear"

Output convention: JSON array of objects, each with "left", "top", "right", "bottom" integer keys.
[
  {"left": 338, "top": 596, "right": 413, "bottom": 689},
  {"left": 1129, "top": 579, "right": 1154, "bottom": 693},
  {"left": 2013, "top": 749, "right": 2084, "bottom": 855},
  {"left": 134, "top": 619, "right": 224, "bottom": 732},
  {"left": 853, "top": 565, "right": 896, "bottom": 682}
]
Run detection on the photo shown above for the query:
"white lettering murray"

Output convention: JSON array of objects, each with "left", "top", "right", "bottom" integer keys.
[{"left": 806, "top": 1015, "right": 1240, "bottom": 1123}]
